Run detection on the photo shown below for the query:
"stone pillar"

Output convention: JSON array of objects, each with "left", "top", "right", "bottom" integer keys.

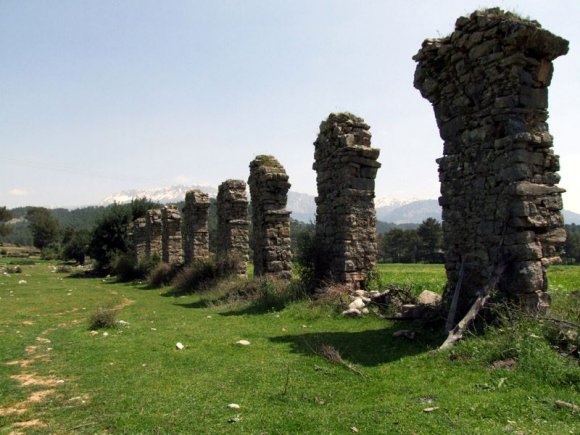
[
  {"left": 313, "top": 112, "right": 381, "bottom": 290},
  {"left": 248, "top": 155, "right": 293, "bottom": 279},
  {"left": 146, "top": 209, "right": 163, "bottom": 260},
  {"left": 413, "top": 8, "right": 568, "bottom": 316},
  {"left": 131, "top": 217, "right": 147, "bottom": 261},
  {"left": 216, "top": 180, "right": 250, "bottom": 276},
  {"left": 182, "top": 190, "right": 210, "bottom": 265},
  {"left": 161, "top": 205, "right": 182, "bottom": 264}
]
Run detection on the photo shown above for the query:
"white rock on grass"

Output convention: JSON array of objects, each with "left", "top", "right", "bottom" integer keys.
[
  {"left": 176, "top": 342, "right": 185, "bottom": 350},
  {"left": 227, "top": 403, "right": 240, "bottom": 409},
  {"left": 236, "top": 340, "right": 251, "bottom": 346},
  {"left": 348, "top": 298, "right": 366, "bottom": 310},
  {"left": 342, "top": 308, "right": 362, "bottom": 317},
  {"left": 18, "top": 280, "right": 27, "bottom": 284}
]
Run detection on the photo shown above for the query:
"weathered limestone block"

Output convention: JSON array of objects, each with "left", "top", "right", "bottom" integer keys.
[
  {"left": 413, "top": 8, "right": 568, "bottom": 316},
  {"left": 249, "top": 155, "right": 292, "bottom": 279},
  {"left": 162, "top": 205, "right": 182, "bottom": 264},
  {"left": 182, "top": 190, "right": 210, "bottom": 265},
  {"left": 146, "top": 209, "right": 163, "bottom": 260},
  {"left": 131, "top": 217, "right": 147, "bottom": 261},
  {"left": 216, "top": 180, "right": 249, "bottom": 276},
  {"left": 313, "top": 112, "right": 381, "bottom": 290}
]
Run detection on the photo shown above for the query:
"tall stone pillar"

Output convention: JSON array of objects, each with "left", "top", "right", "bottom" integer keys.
[
  {"left": 182, "top": 190, "right": 210, "bottom": 265},
  {"left": 131, "top": 217, "right": 147, "bottom": 261},
  {"left": 248, "top": 155, "right": 292, "bottom": 279},
  {"left": 146, "top": 209, "right": 163, "bottom": 260},
  {"left": 216, "top": 180, "right": 250, "bottom": 276},
  {"left": 313, "top": 112, "right": 381, "bottom": 290},
  {"left": 161, "top": 205, "right": 182, "bottom": 264},
  {"left": 413, "top": 8, "right": 568, "bottom": 316}
]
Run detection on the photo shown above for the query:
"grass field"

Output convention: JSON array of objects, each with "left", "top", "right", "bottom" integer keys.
[{"left": 0, "top": 260, "right": 578, "bottom": 433}]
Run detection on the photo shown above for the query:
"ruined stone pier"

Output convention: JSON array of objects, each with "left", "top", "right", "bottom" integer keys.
[
  {"left": 216, "top": 180, "right": 250, "bottom": 276},
  {"left": 413, "top": 8, "right": 568, "bottom": 316},
  {"left": 131, "top": 217, "right": 147, "bottom": 261},
  {"left": 182, "top": 190, "right": 211, "bottom": 265},
  {"left": 162, "top": 205, "right": 182, "bottom": 264},
  {"left": 249, "top": 155, "right": 292, "bottom": 279},
  {"left": 146, "top": 209, "right": 163, "bottom": 260},
  {"left": 313, "top": 112, "right": 381, "bottom": 290}
]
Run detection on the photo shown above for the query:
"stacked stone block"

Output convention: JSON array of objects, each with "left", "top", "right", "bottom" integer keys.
[
  {"left": 248, "top": 155, "right": 293, "bottom": 279},
  {"left": 131, "top": 217, "right": 148, "bottom": 261},
  {"left": 413, "top": 8, "right": 568, "bottom": 315},
  {"left": 313, "top": 112, "right": 381, "bottom": 290},
  {"left": 216, "top": 180, "right": 250, "bottom": 276},
  {"left": 146, "top": 209, "right": 163, "bottom": 260},
  {"left": 182, "top": 190, "right": 211, "bottom": 265},
  {"left": 161, "top": 205, "right": 182, "bottom": 264}
]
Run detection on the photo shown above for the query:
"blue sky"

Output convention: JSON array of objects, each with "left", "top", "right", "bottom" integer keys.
[{"left": 1, "top": 0, "right": 579, "bottom": 212}]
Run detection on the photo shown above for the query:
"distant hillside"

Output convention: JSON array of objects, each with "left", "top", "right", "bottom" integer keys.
[
  {"left": 376, "top": 199, "right": 441, "bottom": 224},
  {"left": 563, "top": 209, "right": 580, "bottom": 225}
]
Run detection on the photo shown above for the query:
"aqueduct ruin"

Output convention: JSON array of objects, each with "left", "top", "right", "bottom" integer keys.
[
  {"left": 128, "top": 9, "right": 567, "bottom": 318},
  {"left": 414, "top": 8, "right": 568, "bottom": 317}
]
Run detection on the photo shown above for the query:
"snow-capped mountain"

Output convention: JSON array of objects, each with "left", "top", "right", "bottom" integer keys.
[{"left": 101, "top": 185, "right": 218, "bottom": 205}]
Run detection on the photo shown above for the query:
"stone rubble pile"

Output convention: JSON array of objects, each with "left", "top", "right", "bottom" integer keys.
[
  {"left": 248, "top": 155, "right": 293, "bottom": 279},
  {"left": 414, "top": 8, "right": 568, "bottom": 315}
]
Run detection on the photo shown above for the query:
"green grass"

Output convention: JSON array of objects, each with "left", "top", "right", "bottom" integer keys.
[{"left": 0, "top": 260, "right": 578, "bottom": 433}]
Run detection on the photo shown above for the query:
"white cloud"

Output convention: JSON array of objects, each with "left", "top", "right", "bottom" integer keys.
[{"left": 9, "top": 188, "right": 30, "bottom": 196}]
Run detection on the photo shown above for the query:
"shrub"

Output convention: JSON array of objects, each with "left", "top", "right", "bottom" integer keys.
[
  {"left": 172, "top": 258, "right": 218, "bottom": 292},
  {"left": 215, "top": 252, "right": 244, "bottom": 277},
  {"left": 311, "top": 284, "right": 351, "bottom": 313},
  {"left": 6, "top": 265, "right": 22, "bottom": 274},
  {"left": 8, "top": 259, "right": 35, "bottom": 265},
  {"left": 0, "top": 248, "right": 7, "bottom": 256},
  {"left": 41, "top": 246, "right": 60, "bottom": 260},
  {"left": 200, "top": 276, "right": 306, "bottom": 310},
  {"left": 148, "top": 262, "right": 177, "bottom": 288},
  {"left": 294, "top": 228, "right": 317, "bottom": 292},
  {"left": 112, "top": 252, "right": 139, "bottom": 282},
  {"left": 89, "top": 304, "right": 119, "bottom": 329},
  {"left": 55, "top": 265, "right": 72, "bottom": 273}
]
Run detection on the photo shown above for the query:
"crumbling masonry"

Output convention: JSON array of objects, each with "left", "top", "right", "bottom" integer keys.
[
  {"left": 161, "top": 205, "right": 182, "bottom": 264},
  {"left": 313, "top": 113, "right": 381, "bottom": 289},
  {"left": 413, "top": 9, "right": 568, "bottom": 316},
  {"left": 216, "top": 180, "right": 250, "bottom": 276},
  {"left": 182, "top": 190, "right": 211, "bottom": 265},
  {"left": 249, "top": 155, "right": 292, "bottom": 279},
  {"left": 131, "top": 217, "right": 147, "bottom": 261},
  {"left": 146, "top": 209, "right": 163, "bottom": 260}
]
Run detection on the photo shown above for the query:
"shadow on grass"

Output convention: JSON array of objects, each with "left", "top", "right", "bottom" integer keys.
[{"left": 269, "top": 325, "right": 444, "bottom": 366}]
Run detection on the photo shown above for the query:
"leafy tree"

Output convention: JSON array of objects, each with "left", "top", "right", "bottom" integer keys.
[
  {"left": 416, "top": 218, "right": 443, "bottom": 263},
  {"left": 0, "top": 206, "right": 13, "bottom": 237},
  {"left": 88, "top": 204, "right": 132, "bottom": 272},
  {"left": 61, "top": 229, "right": 90, "bottom": 264},
  {"left": 380, "top": 228, "right": 419, "bottom": 263},
  {"left": 563, "top": 224, "right": 580, "bottom": 264},
  {"left": 26, "top": 207, "right": 60, "bottom": 249}
]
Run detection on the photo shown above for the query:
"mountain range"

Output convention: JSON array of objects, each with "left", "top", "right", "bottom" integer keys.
[{"left": 101, "top": 185, "right": 580, "bottom": 225}]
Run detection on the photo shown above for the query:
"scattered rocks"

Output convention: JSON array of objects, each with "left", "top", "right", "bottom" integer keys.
[
  {"left": 342, "top": 308, "right": 362, "bottom": 317},
  {"left": 175, "top": 342, "right": 184, "bottom": 350},
  {"left": 417, "top": 290, "right": 442, "bottom": 306},
  {"left": 227, "top": 403, "right": 240, "bottom": 409},
  {"left": 236, "top": 340, "right": 251, "bottom": 346},
  {"left": 393, "top": 329, "right": 416, "bottom": 339}
]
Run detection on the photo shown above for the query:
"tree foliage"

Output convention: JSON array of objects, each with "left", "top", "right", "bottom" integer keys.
[
  {"left": 563, "top": 224, "right": 580, "bottom": 264},
  {"left": 26, "top": 207, "right": 60, "bottom": 249},
  {"left": 0, "top": 206, "right": 13, "bottom": 237},
  {"left": 380, "top": 218, "right": 443, "bottom": 263}
]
